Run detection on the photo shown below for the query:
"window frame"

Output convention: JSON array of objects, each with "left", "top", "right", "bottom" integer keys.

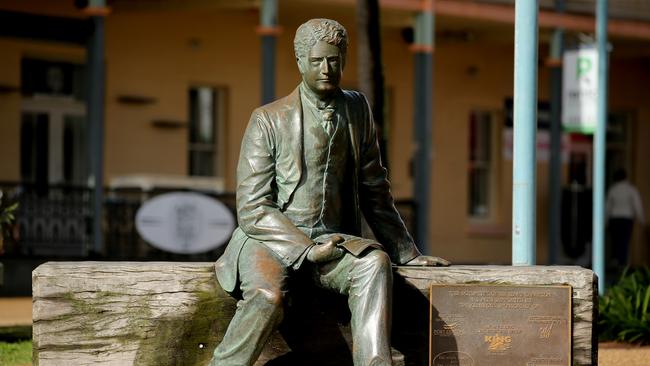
[
  {"left": 187, "top": 85, "right": 227, "bottom": 178},
  {"left": 467, "top": 109, "right": 503, "bottom": 228}
]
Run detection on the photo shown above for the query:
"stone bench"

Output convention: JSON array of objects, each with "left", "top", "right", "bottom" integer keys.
[{"left": 32, "top": 263, "right": 597, "bottom": 365}]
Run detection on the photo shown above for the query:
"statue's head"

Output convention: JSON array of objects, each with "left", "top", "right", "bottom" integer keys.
[{"left": 294, "top": 18, "right": 348, "bottom": 98}]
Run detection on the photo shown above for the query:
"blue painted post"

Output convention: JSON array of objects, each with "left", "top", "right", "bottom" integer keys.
[
  {"left": 548, "top": 0, "right": 565, "bottom": 265},
  {"left": 412, "top": 2, "right": 434, "bottom": 254},
  {"left": 259, "top": 0, "right": 278, "bottom": 105},
  {"left": 593, "top": 0, "right": 608, "bottom": 295},
  {"left": 86, "top": 0, "right": 108, "bottom": 256},
  {"left": 512, "top": 0, "right": 539, "bottom": 265}
]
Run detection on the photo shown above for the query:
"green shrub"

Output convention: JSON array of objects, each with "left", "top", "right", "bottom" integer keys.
[{"left": 599, "top": 267, "right": 650, "bottom": 344}]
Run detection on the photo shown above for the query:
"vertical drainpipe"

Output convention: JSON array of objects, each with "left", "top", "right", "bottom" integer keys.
[
  {"left": 593, "top": 0, "right": 609, "bottom": 295},
  {"left": 548, "top": 0, "right": 565, "bottom": 265},
  {"left": 412, "top": 0, "right": 434, "bottom": 254},
  {"left": 259, "top": 0, "right": 279, "bottom": 105},
  {"left": 512, "top": 0, "right": 539, "bottom": 266},
  {"left": 85, "top": 0, "right": 109, "bottom": 256}
]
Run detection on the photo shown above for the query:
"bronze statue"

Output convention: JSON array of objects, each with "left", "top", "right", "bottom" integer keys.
[{"left": 211, "top": 18, "right": 449, "bottom": 366}]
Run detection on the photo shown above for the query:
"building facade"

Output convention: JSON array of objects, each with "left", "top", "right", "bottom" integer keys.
[{"left": 1, "top": 0, "right": 649, "bottom": 266}]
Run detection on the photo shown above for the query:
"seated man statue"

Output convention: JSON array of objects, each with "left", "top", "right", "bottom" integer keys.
[{"left": 211, "top": 18, "right": 449, "bottom": 366}]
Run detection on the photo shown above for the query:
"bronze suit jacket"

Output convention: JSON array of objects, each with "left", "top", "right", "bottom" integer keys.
[{"left": 215, "top": 86, "right": 420, "bottom": 292}]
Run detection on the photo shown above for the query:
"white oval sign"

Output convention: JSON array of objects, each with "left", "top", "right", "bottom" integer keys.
[{"left": 135, "top": 192, "right": 235, "bottom": 254}]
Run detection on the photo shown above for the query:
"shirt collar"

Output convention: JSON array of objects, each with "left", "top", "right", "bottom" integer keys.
[{"left": 300, "top": 82, "right": 338, "bottom": 110}]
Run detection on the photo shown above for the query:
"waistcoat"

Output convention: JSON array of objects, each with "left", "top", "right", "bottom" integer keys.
[{"left": 282, "top": 96, "right": 351, "bottom": 239}]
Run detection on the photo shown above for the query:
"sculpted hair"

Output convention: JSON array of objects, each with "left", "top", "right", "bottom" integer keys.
[{"left": 294, "top": 18, "right": 348, "bottom": 61}]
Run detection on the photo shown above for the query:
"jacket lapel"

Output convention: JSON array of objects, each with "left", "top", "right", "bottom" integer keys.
[
  {"left": 343, "top": 91, "right": 360, "bottom": 169},
  {"left": 276, "top": 86, "right": 303, "bottom": 209},
  {"left": 343, "top": 90, "right": 362, "bottom": 233},
  {"left": 287, "top": 86, "right": 303, "bottom": 175}
]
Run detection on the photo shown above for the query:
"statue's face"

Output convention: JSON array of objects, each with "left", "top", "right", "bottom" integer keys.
[{"left": 298, "top": 41, "right": 343, "bottom": 98}]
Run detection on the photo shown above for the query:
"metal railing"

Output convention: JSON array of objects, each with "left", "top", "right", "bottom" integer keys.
[
  {"left": 0, "top": 181, "right": 416, "bottom": 260},
  {"left": 0, "top": 182, "right": 235, "bottom": 261}
]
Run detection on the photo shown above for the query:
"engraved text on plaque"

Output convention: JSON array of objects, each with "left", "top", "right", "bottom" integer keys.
[{"left": 429, "top": 284, "right": 571, "bottom": 366}]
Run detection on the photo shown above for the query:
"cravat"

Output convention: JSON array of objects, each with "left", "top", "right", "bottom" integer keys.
[{"left": 321, "top": 106, "right": 336, "bottom": 136}]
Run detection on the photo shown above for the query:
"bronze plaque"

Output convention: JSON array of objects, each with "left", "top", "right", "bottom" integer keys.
[{"left": 429, "top": 284, "right": 571, "bottom": 366}]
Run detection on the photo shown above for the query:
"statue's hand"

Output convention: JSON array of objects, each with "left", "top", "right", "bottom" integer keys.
[
  {"left": 404, "top": 255, "right": 450, "bottom": 267},
  {"left": 307, "top": 235, "right": 346, "bottom": 263}
]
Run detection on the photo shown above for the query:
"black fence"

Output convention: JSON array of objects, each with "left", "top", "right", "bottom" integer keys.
[
  {"left": 0, "top": 182, "right": 416, "bottom": 261},
  {"left": 103, "top": 188, "right": 235, "bottom": 261},
  {"left": 0, "top": 182, "right": 235, "bottom": 261}
]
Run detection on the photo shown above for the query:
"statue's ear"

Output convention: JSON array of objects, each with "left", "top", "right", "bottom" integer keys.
[{"left": 296, "top": 57, "right": 306, "bottom": 74}]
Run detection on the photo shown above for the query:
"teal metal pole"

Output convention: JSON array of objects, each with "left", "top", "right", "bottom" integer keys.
[
  {"left": 87, "top": 1, "right": 107, "bottom": 256},
  {"left": 593, "top": 0, "right": 608, "bottom": 295},
  {"left": 260, "top": 0, "right": 278, "bottom": 104},
  {"left": 512, "top": 0, "right": 539, "bottom": 265},
  {"left": 548, "top": 0, "right": 565, "bottom": 265},
  {"left": 412, "top": 5, "right": 434, "bottom": 254}
]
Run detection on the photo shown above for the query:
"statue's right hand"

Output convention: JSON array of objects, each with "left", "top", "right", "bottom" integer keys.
[{"left": 306, "top": 235, "right": 346, "bottom": 263}]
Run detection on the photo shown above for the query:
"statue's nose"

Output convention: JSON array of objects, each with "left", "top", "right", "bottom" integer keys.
[{"left": 320, "top": 60, "right": 330, "bottom": 74}]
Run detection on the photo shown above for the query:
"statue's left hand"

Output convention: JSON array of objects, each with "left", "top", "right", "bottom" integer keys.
[
  {"left": 404, "top": 255, "right": 450, "bottom": 267},
  {"left": 307, "top": 235, "right": 346, "bottom": 263}
]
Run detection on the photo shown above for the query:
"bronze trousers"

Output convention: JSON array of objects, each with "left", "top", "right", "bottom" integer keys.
[{"left": 210, "top": 239, "right": 393, "bottom": 366}]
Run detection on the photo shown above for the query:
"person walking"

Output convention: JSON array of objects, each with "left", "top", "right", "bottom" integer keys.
[{"left": 606, "top": 169, "right": 645, "bottom": 268}]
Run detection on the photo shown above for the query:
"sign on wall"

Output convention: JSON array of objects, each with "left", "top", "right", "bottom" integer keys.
[
  {"left": 562, "top": 47, "right": 598, "bottom": 134},
  {"left": 136, "top": 192, "right": 235, "bottom": 254}
]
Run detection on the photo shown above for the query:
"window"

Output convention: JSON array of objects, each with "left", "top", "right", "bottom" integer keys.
[
  {"left": 188, "top": 87, "right": 226, "bottom": 177},
  {"left": 468, "top": 111, "right": 495, "bottom": 219}
]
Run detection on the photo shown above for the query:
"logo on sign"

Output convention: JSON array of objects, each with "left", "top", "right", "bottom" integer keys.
[
  {"left": 576, "top": 57, "right": 593, "bottom": 81},
  {"left": 484, "top": 334, "right": 512, "bottom": 352}
]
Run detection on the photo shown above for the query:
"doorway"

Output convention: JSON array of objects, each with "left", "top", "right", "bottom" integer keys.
[
  {"left": 560, "top": 112, "right": 636, "bottom": 265},
  {"left": 21, "top": 97, "right": 89, "bottom": 187},
  {"left": 17, "top": 58, "right": 91, "bottom": 257}
]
